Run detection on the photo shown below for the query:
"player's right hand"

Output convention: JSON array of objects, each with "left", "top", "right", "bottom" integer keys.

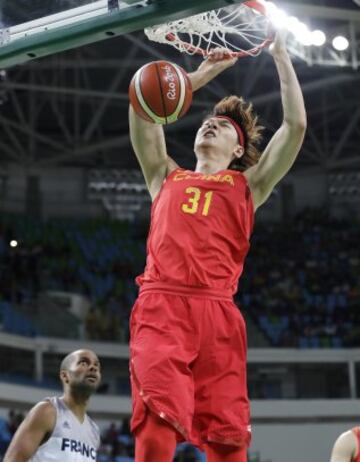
[
  {"left": 197, "top": 47, "right": 238, "bottom": 75},
  {"left": 269, "top": 30, "right": 288, "bottom": 58}
]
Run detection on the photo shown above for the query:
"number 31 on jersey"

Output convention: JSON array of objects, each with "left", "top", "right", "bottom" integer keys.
[{"left": 181, "top": 187, "right": 214, "bottom": 217}]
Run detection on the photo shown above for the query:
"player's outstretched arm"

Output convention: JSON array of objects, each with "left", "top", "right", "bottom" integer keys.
[
  {"left": 330, "top": 430, "right": 358, "bottom": 462},
  {"left": 244, "top": 32, "right": 307, "bottom": 210},
  {"left": 3, "top": 401, "right": 56, "bottom": 462}
]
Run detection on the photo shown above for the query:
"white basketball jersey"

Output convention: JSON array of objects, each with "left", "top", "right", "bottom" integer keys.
[{"left": 30, "top": 397, "right": 100, "bottom": 462}]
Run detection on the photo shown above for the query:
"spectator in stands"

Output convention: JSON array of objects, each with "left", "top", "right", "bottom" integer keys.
[
  {"left": 6, "top": 411, "right": 17, "bottom": 436},
  {"left": 120, "top": 418, "right": 131, "bottom": 437},
  {"left": 103, "top": 422, "right": 118, "bottom": 447},
  {"left": 85, "top": 307, "right": 100, "bottom": 340}
]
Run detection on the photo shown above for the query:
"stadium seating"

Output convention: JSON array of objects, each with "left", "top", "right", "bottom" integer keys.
[
  {"left": 0, "top": 417, "right": 11, "bottom": 453},
  {"left": 0, "top": 209, "right": 359, "bottom": 347},
  {"left": 0, "top": 301, "right": 38, "bottom": 337}
]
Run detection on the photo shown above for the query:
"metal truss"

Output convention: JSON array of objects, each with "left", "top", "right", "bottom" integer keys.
[
  {"left": 280, "top": 2, "right": 360, "bottom": 69},
  {"left": 0, "top": 0, "right": 246, "bottom": 69},
  {"left": 0, "top": 3, "right": 359, "bottom": 176}
]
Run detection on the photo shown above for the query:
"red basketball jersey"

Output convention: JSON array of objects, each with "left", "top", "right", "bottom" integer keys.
[
  {"left": 136, "top": 168, "right": 254, "bottom": 294},
  {"left": 351, "top": 428, "right": 360, "bottom": 462}
]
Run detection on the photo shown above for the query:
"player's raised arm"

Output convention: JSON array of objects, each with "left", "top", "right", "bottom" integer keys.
[
  {"left": 129, "top": 105, "right": 172, "bottom": 200},
  {"left": 244, "top": 32, "right": 307, "bottom": 210},
  {"left": 4, "top": 401, "right": 56, "bottom": 462},
  {"left": 330, "top": 430, "right": 358, "bottom": 462}
]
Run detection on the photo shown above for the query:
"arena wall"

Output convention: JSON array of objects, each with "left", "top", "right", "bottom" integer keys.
[{"left": 1, "top": 164, "right": 357, "bottom": 221}]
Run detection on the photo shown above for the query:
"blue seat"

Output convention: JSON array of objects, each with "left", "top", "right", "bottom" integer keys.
[
  {"left": 258, "top": 315, "right": 268, "bottom": 329},
  {"left": 0, "top": 417, "right": 11, "bottom": 443},
  {"left": 309, "top": 336, "right": 320, "bottom": 348},
  {"left": 98, "top": 454, "right": 111, "bottom": 462},
  {"left": 117, "top": 434, "right": 132, "bottom": 445},
  {"left": 299, "top": 337, "right": 308, "bottom": 348},
  {"left": 332, "top": 336, "right": 343, "bottom": 348}
]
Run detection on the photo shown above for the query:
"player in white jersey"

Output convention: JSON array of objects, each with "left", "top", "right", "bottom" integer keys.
[
  {"left": 330, "top": 428, "right": 360, "bottom": 462},
  {"left": 4, "top": 349, "right": 101, "bottom": 462}
]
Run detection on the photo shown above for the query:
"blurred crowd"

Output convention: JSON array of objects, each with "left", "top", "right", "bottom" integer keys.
[
  {"left": 238, "top": 209, "right": 360, "bottom": 347},
  {"left": 0, "top": 218, "right": 144, "bottom": 341},
  {"left": 0, "top": 209, "right": 359, "bottom": 347},
  {"left": 0, "top": 410, "right": 24, "bottom": 457}
]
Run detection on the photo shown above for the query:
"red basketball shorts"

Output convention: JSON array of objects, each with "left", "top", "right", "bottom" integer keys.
[{"left": 129, "top": 285, "right": 251, "bottom": 449}]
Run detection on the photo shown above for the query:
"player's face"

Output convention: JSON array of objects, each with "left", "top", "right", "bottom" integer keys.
[
  {"left": 67, "top": 350, "right": 102, "bottom": 393},
  {"left": 194, "top": 117, "right": 239, "bottom": 156}
]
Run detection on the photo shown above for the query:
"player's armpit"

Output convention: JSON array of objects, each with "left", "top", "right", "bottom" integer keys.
[
  {"left": 330, "top": 430, "right": 358, "bottom": 462},
  {"left": 3, "top": 401, "right": 56, "bottom": 462}
]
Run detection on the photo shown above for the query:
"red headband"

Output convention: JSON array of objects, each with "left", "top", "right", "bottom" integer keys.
[{"left": 215, "top": 115, "right": 245, "bottom": 148}]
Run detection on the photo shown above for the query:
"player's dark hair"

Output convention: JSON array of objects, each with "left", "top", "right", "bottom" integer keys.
[{"left": 211, "top": 95, "right": 264, "bottom": 171}]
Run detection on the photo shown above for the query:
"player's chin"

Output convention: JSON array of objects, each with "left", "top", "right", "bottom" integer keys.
[
  {"left": 88, "top": 379, "right": 101, "bottom": 389},
  {"left": 195, "top": 138, "right": 215, "bottom": 150},
  {"left": 79, "top": 379, "right": 100, "bottom": 392}
]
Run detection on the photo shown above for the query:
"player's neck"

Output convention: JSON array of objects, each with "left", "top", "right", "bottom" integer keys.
[
  {"left": 194, "top": 146, "right": 232, "bottom": 174},
  {"left": 195, "top": 158, "right": 229, "bottom": 174},
  {"left": 62, "top": 393, "right": 89, "bottom": 423}
]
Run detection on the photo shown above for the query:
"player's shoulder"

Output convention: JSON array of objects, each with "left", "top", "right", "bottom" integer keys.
[
  {"left": 230, "top": 169, "right": 248, "bottom": 182},
  {"left": 228, "top": 169, "right": 253, "bottom": 196},
  {"left": 23, "top": 400, "right": 57, "bottom": 431},
  {"left": 331, "top": 429, "right": 358, "bottom": 462},
  {"left": 166, "top": 156, "right": 180, "bottom": 176},
  {"left": 31, "top": 399, "right": 56, "bottom": 416},
  {"left": 339, "top": 429, "right": 358, "bottom": 441},
  {"left": 334, "top": 429, "right": 358, "bottom": 452}
]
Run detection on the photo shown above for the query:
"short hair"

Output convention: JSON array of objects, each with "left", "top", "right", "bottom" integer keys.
[
  {"left": 60, "top": 349, "right": 100, "bottom": 374},
  {"left": 211, "top": 95, "right": 264, "bottom": 171},
  {"left": 60, "top": 352, "right": 75, "bottom": 373}
]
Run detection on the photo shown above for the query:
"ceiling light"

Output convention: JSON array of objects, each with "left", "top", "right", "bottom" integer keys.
[
  {"left": 332, "top": 35, "right": 349, "bottom": 51},
  {"left": 311, "top": 30, "right": 326, "bottom": 47}
]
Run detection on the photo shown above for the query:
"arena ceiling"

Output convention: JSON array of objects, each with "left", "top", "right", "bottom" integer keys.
[{"left": 0, "top": 0, "right": 359, "bottom": 173}]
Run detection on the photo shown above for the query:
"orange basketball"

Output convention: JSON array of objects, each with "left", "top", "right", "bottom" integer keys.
[{"left": 129, "top": 60, "right": 193, "bottom": 124}]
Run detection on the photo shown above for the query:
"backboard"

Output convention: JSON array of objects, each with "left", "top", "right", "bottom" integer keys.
[{"left": 0, "top": 0, "right": 245, "bottom": 69}]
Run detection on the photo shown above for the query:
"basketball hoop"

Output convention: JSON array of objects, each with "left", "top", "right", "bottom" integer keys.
[{"left": 145, "top": 1, "right": 274, "bottom": 58}]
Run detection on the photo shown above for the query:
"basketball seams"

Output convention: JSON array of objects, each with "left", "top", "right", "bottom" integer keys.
[
  {"left": 155, "top": 62, "right": 170, "bottom": 125},
  {"left": 134, "top": 66, "right": 166, "bottom": 124}
]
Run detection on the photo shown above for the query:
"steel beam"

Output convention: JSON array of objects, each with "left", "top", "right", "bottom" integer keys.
[{"left": 0, "top": 0, "right": 244, "bottom": 69}]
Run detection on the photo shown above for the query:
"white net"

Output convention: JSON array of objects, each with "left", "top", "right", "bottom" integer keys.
[{"left": 145, "top": 1, "right": 273, "bottom": 57}]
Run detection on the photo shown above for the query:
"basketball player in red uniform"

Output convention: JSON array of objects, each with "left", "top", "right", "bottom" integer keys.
[
  {"left": 330, "top": 428, "right": 360, "bottom": 462},
  {"left": 129, "top": 33, "right": 306, "bottom": 462}
]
